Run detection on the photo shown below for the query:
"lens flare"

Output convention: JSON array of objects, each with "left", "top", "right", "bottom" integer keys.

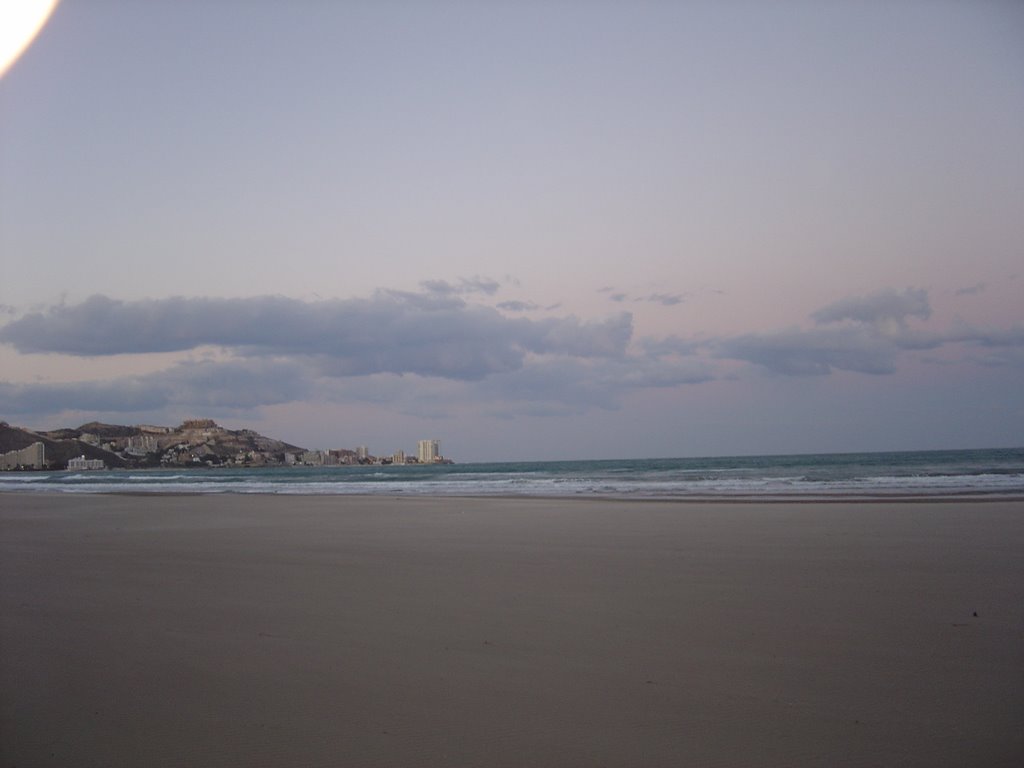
[{"left": 0, "top": 0, "right": 59, "bottom": 79}]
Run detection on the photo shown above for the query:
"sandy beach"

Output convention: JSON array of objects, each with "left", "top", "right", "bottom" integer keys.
[{"left": 1, "top": 493, "right": 1021, "bottom": 767}]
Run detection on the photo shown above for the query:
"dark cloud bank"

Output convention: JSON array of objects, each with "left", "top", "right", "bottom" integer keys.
[
  {"left": 0, "top": 293, "right": 631, "bottom": 376},
  {"left": 0, "top": 287, "right": 1020, "bottom": 418},
  {"left": 715, "top": 288, "right": 1022, "bottom": 376}
]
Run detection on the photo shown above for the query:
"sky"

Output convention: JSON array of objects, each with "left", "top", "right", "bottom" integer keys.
[{"left": 1, "top": 0, "right": 1022, "bottom": 461}]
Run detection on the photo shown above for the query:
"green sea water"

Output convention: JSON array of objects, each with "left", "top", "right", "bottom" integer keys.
[{"left": 3, "top": 447, "right": 1022, "bottom": 498}]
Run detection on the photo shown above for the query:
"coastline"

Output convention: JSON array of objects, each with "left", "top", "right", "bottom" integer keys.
[
  {"left": 2, "top": 493, "right": 1022, "bottom": 766},
  {"left": 4, "top": 447, "right": 1022, "bottom": 498},
  {"left": 4, "top": 489, "right": 1024, "bottom": 503}
]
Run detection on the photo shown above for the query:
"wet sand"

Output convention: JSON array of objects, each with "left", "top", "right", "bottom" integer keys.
[{"left": 1, "top": 493, "right": 1022, "bottom": 767}]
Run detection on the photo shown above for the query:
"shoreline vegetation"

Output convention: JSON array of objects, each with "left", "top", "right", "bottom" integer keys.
[{"left": 1, "top": 493, "right": 1021, "bottom": 767}]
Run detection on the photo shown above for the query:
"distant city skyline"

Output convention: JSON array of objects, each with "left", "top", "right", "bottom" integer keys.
[{"left": 1, "top": 1, "right": 1022, "bottom": 461}]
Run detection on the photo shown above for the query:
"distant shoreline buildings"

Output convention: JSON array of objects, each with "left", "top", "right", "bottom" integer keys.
[
  {"left": 68, "top": 455, "right": 106, "bottom": 471},
  {"left": 0, "top": 418, "right": 451, "bottom": 471},
  {"left": 418, "top": 439, "right": 440, "bottom": 464},
  {"left": 0, "top": 442, "right": 45, "bottom": 471},
  {"left": 292, "top": 439, "right": 448, "bottom": 467}
]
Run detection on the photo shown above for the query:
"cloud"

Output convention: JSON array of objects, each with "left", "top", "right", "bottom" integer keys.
[
  {"left": 881, "top": 320, "right": 1024, "bottom": 353},
  {"left": 602, "top": 290, "right": 684, "bottom": 306},
  {"left": 640, "top": 335, "right": 702, "bottom": 358},
  {"left": 159, "top": 359, "right": 315, "bottom": 408},
  {"left": 614, "top": 358, "right": 714, "bottom": 388},
  {"left": 942, "top": 322, "right": 1024, "bottom": 349},
  {"left": 0, "top": 359, "right": 311, "bottom": 415},
  {"left": 954, "top": 282, "right": 987, "bottom": 297},
  {"left": 713, "top": 288, "right": 934, "bottom": 376},
  {"left": 3, "top": 285, "right": 1019, "bottom": 428},
  {"left": 0, "top": 379, "right": 167, "bottom": 415},
  {"left": 531, "top": 313, "right": 633, "bottom": 358},
  {"left": 0, "top": 340, "right": 706, "bottom": 424},
  {"left": 708, "top": 288, "right": 937, "bottom": 376},
  {"left": 419, "top": 276, "right": 500, "bottom": 297},
  {"left": 479, "top": 356, "right": 713, "bottom": 413},
  {"left": 715, "top": 327, "right": 900, "bottom": 376},
  {"left": 636, "top": 293, "right": 685, "bottom": 306},
  {"left": 711, "top": 287, "right": 932, "bottom": 376},
  {"left": 372, "top": 288, "right": 468, "bottom": 311},
  {"left": 496, "top": 299, "right": 540, "bottom": 312},
  {"left": 713, "top": 288, "right": 1024, "bottom": 377},
  {"left": 811, "top": 288, "right": 930, "bottom": 327},
  {"left": 0, "top": 293, "right": 633, "bottom": 379},
  {"left": 478, "top": 360, "right": 613, "bottom": 412},
  {"left": 0, "top": 294, "right": 298, "bottom": 355}
]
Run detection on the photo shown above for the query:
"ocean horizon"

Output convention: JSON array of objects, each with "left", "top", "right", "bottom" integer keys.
[{"left": 2, "top": 446, "right": 1022, "bottom": 499}]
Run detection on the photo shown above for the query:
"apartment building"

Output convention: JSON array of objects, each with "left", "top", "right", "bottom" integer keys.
[
  {"left": 0, "top": 442, "right": 45, "bottom": 470},
  {"left": 417, "top": 439, "right": 439, "bottom": 464}
]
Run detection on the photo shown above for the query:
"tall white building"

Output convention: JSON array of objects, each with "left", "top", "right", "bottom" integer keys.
[
  {"left": 0, "top": 442, "right": 45, "bottom": 470},
  {"left": 417, "top": 439, "right": 439, "bottom": 464}
]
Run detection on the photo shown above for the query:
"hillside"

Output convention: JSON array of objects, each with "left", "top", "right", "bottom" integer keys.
[
  {"left": 1, "top": 420, "right": 305, "bottom": 470},
  {"left": 0, "top": 422, "right": 127, "bottom": 469}
]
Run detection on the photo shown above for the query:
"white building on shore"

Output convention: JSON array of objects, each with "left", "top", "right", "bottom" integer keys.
[{"left": 68, "top": 455, "right": 105, "bottom": 471}]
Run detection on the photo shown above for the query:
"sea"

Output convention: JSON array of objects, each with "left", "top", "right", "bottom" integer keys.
[{"left": 1, "top": 447, "right": 1023, "bottom": 499}]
